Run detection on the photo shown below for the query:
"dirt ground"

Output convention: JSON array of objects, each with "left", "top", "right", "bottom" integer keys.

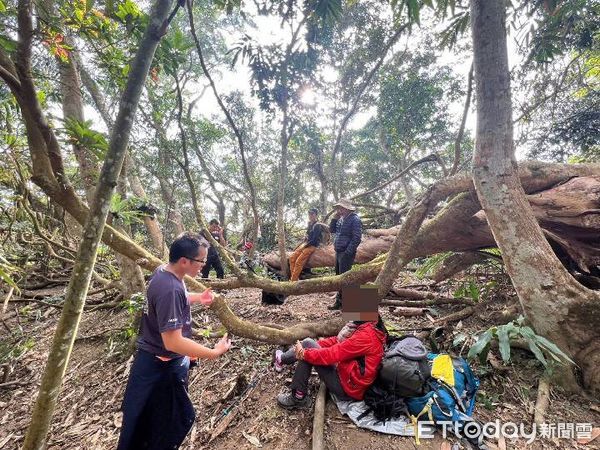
[{"left": 1, "top": 279, "right": 599, "bottom": 449}]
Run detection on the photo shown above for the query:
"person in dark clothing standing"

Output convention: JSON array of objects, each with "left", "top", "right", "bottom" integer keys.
[
  {"left": 117, "top": 233, "right": 231, "bottom": 450},
  {"left": 201, "top": 219, "right": 227, "bottom": 279},
  {"left": 328, "top": 199, "right": 362, "bottom": 310}
]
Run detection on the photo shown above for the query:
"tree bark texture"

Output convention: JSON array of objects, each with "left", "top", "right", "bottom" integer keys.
[
  {"left": 469, "top": 0, "right": 600, "bottom": 394},
  {"left": 22, "top": 2, "right": 174, "bottom": 448},
  {"left": 264, "top": 173, "right": 600, "bottom": 274}
]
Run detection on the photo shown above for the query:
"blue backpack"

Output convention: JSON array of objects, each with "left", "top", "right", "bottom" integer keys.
[{"left": 406, "top": 354, "right": 479, "bottom": 443}]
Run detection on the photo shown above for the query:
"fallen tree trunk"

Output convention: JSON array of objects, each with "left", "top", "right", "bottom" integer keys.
[{"left": 263, "top": 175, "right": 600, "bottom": 277}]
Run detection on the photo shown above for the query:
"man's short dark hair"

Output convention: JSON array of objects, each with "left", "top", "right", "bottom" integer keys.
[
  {"left": 308, "top": 208, "right": 318, "bottom": 216},
  {"left": 209, "top": 219, "right": 220, "bottom": 225},
  {"left": 169, "top": 232, "right": 209, "bottom": 263}
]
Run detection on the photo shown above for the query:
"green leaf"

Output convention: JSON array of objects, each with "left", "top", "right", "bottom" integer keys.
[
  {"left": 522, "top": 333, "right": 547, "bottom": 367},
  {"left": 415, "top": 252, "right": 451, "bottom": 278},
  {"left": 0, "top": 0, "right": 5, "bottom": 12},
  {"left": 497, "top": 325, "right": 511, "bottom": 362},
  {"left": 468, "top": 329, "right": 493, "bottom": 360},
  {"left": 534, "top": 335, "right": 575, "bottom": 365},
  {"left": 0, "top": 35, "right": 16, "bottom": 53},
  {"left": 452, "top": 332, "right": 467, "bottom": 347},
  {"left": 75, "top": 7, "right": 84, "bottom": 22},
  {"left": 467, "top": 281, "right": 480, "bottom": 301}
]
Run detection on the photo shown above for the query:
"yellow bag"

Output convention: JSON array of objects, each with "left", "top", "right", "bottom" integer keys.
[{"left": 431, "top": 354, "right": 455, "bottom": 387}]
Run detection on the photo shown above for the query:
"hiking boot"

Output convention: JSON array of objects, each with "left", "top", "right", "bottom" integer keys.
[
  {"left": 277, "top": 391, "right": 309, "bottom": 409},
  {"left": 327, "top": 300, "right": 342, "bottom": 310},
  {"left": 272, "top": 349, "right": 284, "bottom": 373}
]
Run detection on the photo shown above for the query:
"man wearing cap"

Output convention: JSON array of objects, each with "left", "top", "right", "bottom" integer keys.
[{"left": 328, "top": 199, "right": 362, "bottom": 310}]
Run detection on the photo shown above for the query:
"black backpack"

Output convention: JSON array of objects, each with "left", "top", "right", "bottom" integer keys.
[
  {"left": 261, "top": 266, "right": 287, "bottom": 305},
  {"left": 359, "top": 382, "right": 409, "bottom": 423},
  {"left": 359, "top": 336, "right": 431, "bottom": 423},
  {"left": 378, "top": 336, "right": 431, "bottom": 397}
]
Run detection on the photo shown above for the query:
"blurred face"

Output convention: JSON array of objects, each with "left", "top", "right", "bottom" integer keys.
[
  {"left": 308, "top": 212, "right": 317, "bottom": 222},
  {"left": 341, "top": 285, "right": 379, "bottom": 322},
  {"left": 336, "top": 206, "right": 350, "bottom": 217},
  {"left": 209, "top": 222, "right": 220, "bottom": 232},
  {"left": 184, "top": 246, "right": 207, "bottom": 277}
]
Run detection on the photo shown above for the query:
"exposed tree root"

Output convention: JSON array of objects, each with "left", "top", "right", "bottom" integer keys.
[
  {"left": 533, "top": 377, "right": 550, "bottom": 425},
  {"left": 312, "top": 382, "right": 327, "bottom": 450}
]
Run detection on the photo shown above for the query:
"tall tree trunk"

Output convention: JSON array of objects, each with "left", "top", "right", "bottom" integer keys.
[
  {"left": 469, "top": 0, "right": 600, "bottom": 393},
  {"left": 159, "top": 175, "right": 185, "bottom": 237},
  {"left": 58, "top": 52, "right": 97, "bottom": 203},
  {"left": 277, "top": 109, "right": 290, "bottom": 279},
  {"left": 37, "top": 1, "right": 98, "bottom": 201},
  {"left": 22, "top": 2, "right": 174, "bottom": 448},
  {"left": 115, "top": 157, "right": 146, "bottom": 300}
]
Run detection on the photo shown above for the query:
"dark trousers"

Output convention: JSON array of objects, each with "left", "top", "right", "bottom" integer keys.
[
  {"left": 283, "top": 338, "right": 352, "bottom": 401},
  {"left": 335, "top": 251, "right": 356, "bottom": 303},
  {"left": 201, "top": 252, "right": 224, "bottom": 279},
  {"left": 117, "top": 350, "right": 195, "bottom": 450}
]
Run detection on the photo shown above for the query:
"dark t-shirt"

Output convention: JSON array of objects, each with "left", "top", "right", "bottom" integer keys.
[
  {"left": 137, "top": 267, "right": 192, "bottom": 358},
  {"left": 207, "top": 229, "right": 225, "bottom": 257}
]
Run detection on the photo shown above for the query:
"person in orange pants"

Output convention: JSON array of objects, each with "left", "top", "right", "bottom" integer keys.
[{"left": 289, "top": 208, "right": 321, "bottom": 281}]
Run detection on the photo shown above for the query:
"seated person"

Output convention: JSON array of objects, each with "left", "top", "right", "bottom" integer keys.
[
  {"left": 273, "top": 286, "right": 386, "bottom": 407},
  {"left": 288, "top": 208, "right": 322, "bottom": 281}
]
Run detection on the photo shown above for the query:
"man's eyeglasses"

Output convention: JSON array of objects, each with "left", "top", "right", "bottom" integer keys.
[{"left": 186, "top": 256, "right": 207, "bottom": 264}]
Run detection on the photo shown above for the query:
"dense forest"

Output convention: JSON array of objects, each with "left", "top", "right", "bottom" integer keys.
[{"left": 0, "top": 0, "right": 598, "bottom": 449}]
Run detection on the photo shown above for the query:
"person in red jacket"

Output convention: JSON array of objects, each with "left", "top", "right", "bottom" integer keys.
[{"left": 275, "top": 316, "right": 387, "bottom": 408}]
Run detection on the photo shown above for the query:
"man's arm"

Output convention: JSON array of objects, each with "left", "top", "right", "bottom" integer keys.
[
  {"left": 345, "top": 216, "right": 362, "bottom": 255},
  {"left": 303, "top": 331, "right": 371, "bottom": 366},
  {"left": 329, "top": 218, "right": 339, "bottom": 233},
  {"left": 161, "top": 328, "right": 230, "bottom": 359},
  {"left": 219, "top": 228, "right": 228, "bottom": 247}
]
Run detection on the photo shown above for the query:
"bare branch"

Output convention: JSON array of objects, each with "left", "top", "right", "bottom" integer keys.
[
  {"left": 330, "top": 23, "right": 411, "bottom": 189},
  {"left": 186, "top": 0, "right": 260, "bottom": 250},
  {"left": 449, "top": 62, "right": 474, "bottom": 176},
  {"left": 350, "top": 153, "right": 440, "bottom": 202}
]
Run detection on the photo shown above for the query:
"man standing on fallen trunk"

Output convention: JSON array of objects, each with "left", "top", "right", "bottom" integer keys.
[{"left": 328, "top": 199, "right": 362, "bottom": 310}]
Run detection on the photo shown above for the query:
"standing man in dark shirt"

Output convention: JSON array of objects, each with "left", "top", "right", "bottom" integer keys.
[
  {"left": 328, "top": 199, "right": 362, "bottom": 310},
  {"left": 201, "top": 219, "right": 227, "bottom": 279},
  {"left": 289, "top": 208, "right": 322, "bottom": 281},
  {"left": 117, "top": 233, "right": 232, "bottom": 450}
]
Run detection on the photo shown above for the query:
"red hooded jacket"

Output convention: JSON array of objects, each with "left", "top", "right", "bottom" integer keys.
[{"left": 302, "top": 322, "right": 386, "bottom": 400}]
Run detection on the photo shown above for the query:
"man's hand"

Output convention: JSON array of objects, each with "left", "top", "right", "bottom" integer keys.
[
  {"left": 294, "top": 340, "right": 305, "bottom": 360},
  {"left": 214, "top": 333, "right": 232, "bottom": 355},
  {"left": 198, "top": 288, "right": 214, "bottom": 307}
]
